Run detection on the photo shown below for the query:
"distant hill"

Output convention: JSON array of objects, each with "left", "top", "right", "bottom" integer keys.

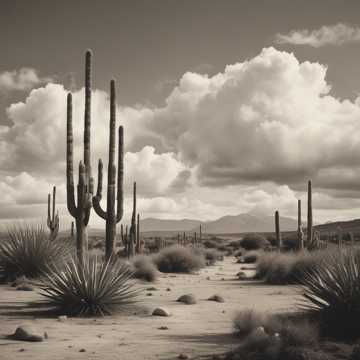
[
  {"left": 139, "top": 213, "right": 298, "bottom": 234},
  {"left": 314, "top": 218, "right": 360, "bottom": 234}
]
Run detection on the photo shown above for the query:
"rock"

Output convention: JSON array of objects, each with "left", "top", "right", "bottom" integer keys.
[
  {"left": 178, "top": 354, "right": 189, "bottom": 360},
  {"left": 177, "top": 294, "right": 197, "bottom": 305},
  {"left": 166, "top": 288, "right": 171, "bottom": 291},
  {"left": 158, "top": 326, "right": 169, "bottom": 330},
  {"left": 11, "top": 276, "right": 29, "bottom": 287},
  {"left": 79, "top": 348, "right": 86, "bottom": 352},
  {"left": 58, "top": 315, "right": 67, "bottom": 322},
  {"left": 147, "top": 293, "right": 153, "bottom": 296},
  {"left": 16, "top": 284, "right": 34, "bottom": 291},
  {"left": 152, "top": 308, "right": 171, "bottom": 317},
  {"left": 208, "top": 294, "right": 225, "bottom": 303},
  {"left": 237, "top": 271, "right": 248, "bottom": 280},
  {"left": 10, "top": 326, "right": 44, "bottom": 342},
  {"left": 146, "top": 287, "right": 158, "bottom": 291}
]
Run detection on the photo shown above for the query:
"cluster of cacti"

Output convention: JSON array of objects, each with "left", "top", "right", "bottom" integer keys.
[
  {"left": 66, "top": 50, "right": 94, "bottom": 264},
  {"left": 66, "top": 51, "right": 143, "bottom": 263},
  {"left": 47, "top": 186, "right": 59, "bottom": 240},
  {"left": 274, "top": 210, "right": 281, "bottom": 251},
  {"left": 155, "top": 237, "right": 167, "bottom": 250}
]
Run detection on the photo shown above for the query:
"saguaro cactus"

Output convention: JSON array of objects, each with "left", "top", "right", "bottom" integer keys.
[
  {"left": 297, "top": 199, "right": 304, "bottom": 250},
  {"left": 128, "top": 182, "right": 137, "bottom": 257},
  {"left": 67, "top": 50, "right": 94, "bottom": 263},
  {"left": 93, "top": 80, "right": 124, "bottom": 260},
  {"left": 136, "top": 213, "right": 141, "bottom": 254},
  {"left": 71, "top": 221, "right": 75, "bottom": 239},
  {"left": 47, "top": 186, "right": 59, "bottom": 240},
  {"left": 199, "top": 224, "right": 202, "bottom": 243},
  {"left": 307, "top": 180, "right": 313, "bottom": 248},
  {"left": 275, "top": 210, "right": 281, "bottom": 251}
]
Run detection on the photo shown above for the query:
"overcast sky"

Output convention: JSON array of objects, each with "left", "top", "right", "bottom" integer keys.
[{"left": 1, "top": 0, "right": 360, "bottom": 229}]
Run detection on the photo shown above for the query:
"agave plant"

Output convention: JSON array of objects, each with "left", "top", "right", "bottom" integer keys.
[
  {"left": 39, "top": 256, "right": 140, "bottom": 316},
  {"left": 0, "top": 224, "right": 71, "bottom": 281},
  {"left": 300, "top": 248, "right": 360, "bottom": 337}
]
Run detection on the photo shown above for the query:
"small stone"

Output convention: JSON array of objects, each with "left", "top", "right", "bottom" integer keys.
[
  {"left": 237, "top": 271, "right": 247, "bottom": 280},
  {"left": 208, "top": 294, "right": 225, "bottom": 303},
  {"left": 146, "top": 287, "right": 158, "bottom": 291},
  {"left": 79, "top": 348, "right": 86, "bottom": 352},
  {"left": 44, "top": 332, "right": 48, "bottom": 339},
  {"left": 158, "top": 326, "right": 169, "bottom": 330},
  {"left": 206, "top": 276, "right": 211, "bottom": 280},
  {"left": 152, "top": 308, "right": 171, "bottom": 317},
  {"left": 178, "top": 354, "right": 189, "bottom": 360},
  {"left": 147, "top": 293, "right": 153, "bottom": 296},
  {"left": 177, "top": 294, "right": 197, "bottom": 305},
  {"left": 11, "top": 326, "right": 44, "bottom": 342},
  {"left": 58, "top": 315, "right": 67, "bottom": 322},
  {"left": 19, "top": 348, "right": 25, "bottom": 352},
  {"left": 166, "top": 288, "right": 171, "bottom": 291},
  {"left": 16, "top": 284, "right": 34, "bottom": 291}
]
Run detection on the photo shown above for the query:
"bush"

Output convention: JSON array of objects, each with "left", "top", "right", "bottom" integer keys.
[
  {"left": 154, "top": 246, "right": 205, "bottom": 273},
  {"left": 255, "top": 251, "right": 322, "bottom": 285},
  {"left": 0, "top": 224, "right": 71, "bottom": 281},
  {"left": 240, "top": 234, "right": 269, "bottom": 251},
  {"left": 203, "top": 248, "right": 224, "bottom": 265},
  {"left": 243, "top": 250, "right": 261, "bottom": 264},
  {"left": 230, "top": 310, "right": 321, "bottom": 360},
  {"left": 203, "top": 239, "right": 219, "bottom": 249},
  {"left": 39, "top": 256, "right": 140, "bottom": 316},
  {"left": 301, "top": 249, "right": 360, "bottom": 338},
  {"left": 131, "top": 255, "right": 158, "bottom": 282}
]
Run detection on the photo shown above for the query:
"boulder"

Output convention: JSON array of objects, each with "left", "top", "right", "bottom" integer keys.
[
  {"left": 10, "top": 326, "right": 44, "bottom": 342},
  {"left": 177, "top": 294, "right": 197, "bottom": 305},
  {"left": 152, "top": 308, "right": 171, "bottom": 317}
]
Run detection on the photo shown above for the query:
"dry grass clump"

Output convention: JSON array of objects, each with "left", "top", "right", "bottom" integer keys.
[
  {"left": 240, "top": 233, "right": 269, "bottom": 250},
  {"left": 255, "top": 250, "right": 323, "bottom": 285},
  {"left": 130, "top": 255, "right": 158, "bottom": 282},
  {"left": 39, "top": 256, "right": 140, "bottom": 316},
  {"left": 153, "top": 245, "right": 205, "bottom": 273},
  {"left": 202, "top": 248, "right": 224, "bottom": 265},
  {"left": 0, "top": 224, "right": 71, "bottom": 281},
  {"left": 301, "top": 248, "right": 360, "bottom": 338},
  {"left": 230, "top": 309, "right": 323, "bottom": 360}
]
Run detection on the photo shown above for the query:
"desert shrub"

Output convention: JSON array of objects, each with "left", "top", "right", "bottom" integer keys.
[
  {"left": 229, "top": 240, "right": 242, "bottom": 249},
  {"left": 243, "top": 250, "right": 261, "bottom": 264},
  {"left": 301, "top": 248, "right": 360, "bottom": 338},
  {"left": 255, "top": 251, "right": 322, "bottom": 285},
  {"left": 0, "top": 224, "right": 71, "bottom": 281},
  {"left": 234, "top": 249, "right": 243, "bottom": 258},
  {"left": 282, "top": 232, "right": 300, "bottom": 251},
  {"left": 203, "top": 239, "right": 218, "bottom": 249},
  {"left": 230, "top": 310, "right": 321, "bottom": 360},
  {"left": 202, "top": 248, "right": 223, "bottom": 265},
  {"left": 39, "top": 256, "right": 139, "bottom": 316},
  {"left": 131, "top": 255, "right": 158, "bottom": 282},
  {"left": 240, "top": 233, "right": 269, "bottom": 251},
  {"left": 153, "top": 246, "right": 205, "bottom": 273}
]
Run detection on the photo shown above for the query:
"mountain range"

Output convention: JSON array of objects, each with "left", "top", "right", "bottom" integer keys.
[{"left": 140, "top": 213, "right": 298, "bottom": 234}]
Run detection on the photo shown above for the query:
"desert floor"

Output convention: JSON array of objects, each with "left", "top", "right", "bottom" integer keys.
[{"left": 0, "top": 256, "right": 300, "bottom": 360}]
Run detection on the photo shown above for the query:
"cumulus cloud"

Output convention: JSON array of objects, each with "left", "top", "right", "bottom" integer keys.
[
  {"left": 275, "top": 23, "right": 360, "bottom": 47},
  {"left": 0, "top": 68, "right": 51, "bottom": 92}
]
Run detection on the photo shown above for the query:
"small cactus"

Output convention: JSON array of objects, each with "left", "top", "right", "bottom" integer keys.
[
  {"left": 297, "top": 199, "right": 304, "bottom": 250},
  {"left": 307, "top": 180, "right": 313, "bottom": 248},
  {"left": 275, "top": 210, "right": 281, "bottom": 251},
  {"left": 47, "top": 186, "right": 59, "bottom": 240}
]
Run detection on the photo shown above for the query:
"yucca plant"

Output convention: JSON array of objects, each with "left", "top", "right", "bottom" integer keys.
[
  {"left": 0, "top": 224, "right": 71, "bottom": 281},
  {"left": 300, "top": 248, "right": 360, "bottom": 337},
  {"left": 39, "top": 256, "right": 140, "bottom": 316}
]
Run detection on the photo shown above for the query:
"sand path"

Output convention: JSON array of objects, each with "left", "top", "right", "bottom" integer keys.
[{"left": 0, "top": 257, "right": 300, "bottom": 360}]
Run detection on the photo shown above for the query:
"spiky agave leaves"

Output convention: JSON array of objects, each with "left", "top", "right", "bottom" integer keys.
[
  {"left": 39, "top": 256, "right": 141, "bottom": 316},
  {"left": 0, "top": 224, "right": 71, "bottom": 281},
  {"left": 299, "top": 248, "right": 360, "bottom": 337}
]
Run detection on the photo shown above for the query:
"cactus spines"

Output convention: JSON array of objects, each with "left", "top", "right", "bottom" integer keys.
[
  {"left": 93, "top": 80, "right": 124, "bottom": 260},
  {"left": 66, "top": 51, "right": 94, "bottom": 263},
  {"left": 47, "top": 186, "right": 59, "bottom": 240},
  {"left": 307, "top": 180, "right": 313, "bottom": 248},
  {"left": 297, "top": 199, "right": 304, "bottom": 250},
  {"left": 275, "top": 210, "right": 281, "bottom": 251}
]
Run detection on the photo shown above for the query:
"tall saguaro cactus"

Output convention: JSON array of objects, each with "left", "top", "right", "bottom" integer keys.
[
  {"left": 275, "top": 210, "right": 281, "bottom": 251},
  {"left": 67, "top": 50, "right": 94, "bottom": 263},
  {"left": 297, "top": 199, "right": 304, "bottom": 250},
  {"left": 307, "top": 180, "right": 313, "bottom": 248},
  {"left": 129, "top": 182, "right": 137, "bottom": 257},
  {"left": 93, "top": 80, "right": 124, "bottom": 260},
  {"left": 136, "top": 213, "right": 141, "bottom": 254},
  {"left": 47, "top": 186, "right": 59, "bottom": 240}
]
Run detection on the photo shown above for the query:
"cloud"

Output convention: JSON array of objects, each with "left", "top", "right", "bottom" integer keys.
[
  {"left": 0, "top": 68, "right": 51, "bottom": 92},
  {"left": 275, "top": 23, "right": 360, "bottom": 47}
]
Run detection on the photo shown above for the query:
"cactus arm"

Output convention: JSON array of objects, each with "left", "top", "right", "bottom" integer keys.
[
  {"left": 116, "top": 126, "right": 124, "bottom": 223},
  {"left": 93, "top": 159, "right": 107, "bottom": 220},
  {"left": 66, "top": 93, "right": 78, "bottom": 218}
]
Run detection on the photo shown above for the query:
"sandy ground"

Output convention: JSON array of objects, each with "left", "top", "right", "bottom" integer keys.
[{"left": 0, "top": 257, "right": 300, "bottom": 360}]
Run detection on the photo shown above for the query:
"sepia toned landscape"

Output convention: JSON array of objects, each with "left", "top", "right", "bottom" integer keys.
[{"left": 2, "top": 1, "right": 360, "bottom": 359}]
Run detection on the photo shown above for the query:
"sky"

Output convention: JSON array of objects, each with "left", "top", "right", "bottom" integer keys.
[{"left": 1, "top": 0, "right": 360, "bottom": 229}]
